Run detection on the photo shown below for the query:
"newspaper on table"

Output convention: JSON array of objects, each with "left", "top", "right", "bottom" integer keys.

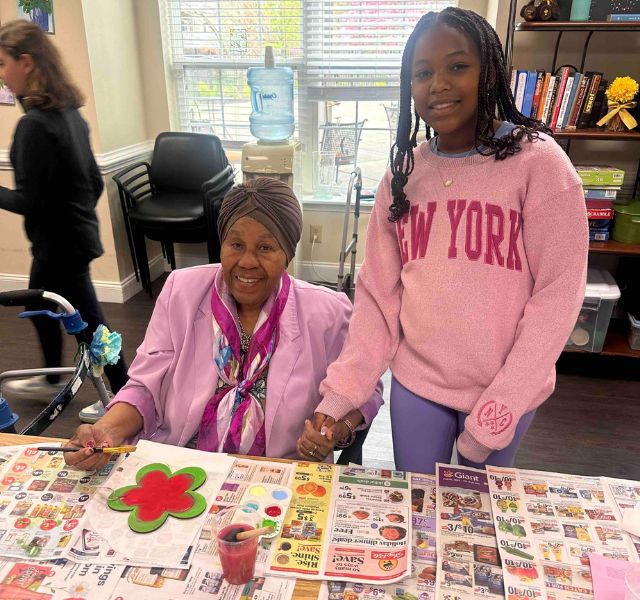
[
  {"left": 66, "top": 440, "right": 234, "bottom": 569},
  {"left": 89, "top": 456, "right": 297, "bottom": 600},
  {"left": 0, "top": 443, "right": 118, "bottom": 561},
  {"left": 267, "top": 463, "right": 412, "bottom": 584},
  {"left": 319, "top": 472, "right": 438, "bottom": 600},
  {"left": 0, "top": 557, "right": 125, "bottom": 599},
  {"left": 601, "top": 476, "right": 640, "bottom": 556},
  {"left": 486, "top": 466, "right": 640, "bottom": 600},
  {"left": 435, "top": 464, "right": 504, "bottom": 599},
  {"left": 108, "top": 565, "right": 296, "bottom": 600}
]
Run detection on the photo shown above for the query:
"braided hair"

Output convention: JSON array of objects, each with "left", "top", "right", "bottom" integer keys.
[{"left": 388, "top": 7, "right": 551, "bottom": 222}]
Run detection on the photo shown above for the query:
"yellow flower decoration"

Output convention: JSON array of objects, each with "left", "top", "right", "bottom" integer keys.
[{"left": 606, "top": 76, "right": 639, "bottom": 104}]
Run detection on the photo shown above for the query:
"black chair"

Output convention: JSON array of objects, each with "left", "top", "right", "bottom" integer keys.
[{"left": 113, "top": 132, "right": 235, "bottom": 296}]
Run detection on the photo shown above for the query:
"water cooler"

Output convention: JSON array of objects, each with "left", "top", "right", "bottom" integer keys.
[
  {"left": 243, "top": 47, "right": 302, "bottom": 274},
  {"left": 241, "top": 141, "right": 301, "bottom": 198}
]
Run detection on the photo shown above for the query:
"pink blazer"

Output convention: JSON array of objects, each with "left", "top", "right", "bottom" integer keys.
[{"left": 109, "top": 264, "right": 384, "bottom": 460}]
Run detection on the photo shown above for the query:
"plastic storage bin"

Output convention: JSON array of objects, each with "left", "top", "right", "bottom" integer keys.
[
  {"left": 612, "top": 201, "right": 640, "bottom": 244},
  {"left": 629, "top": 312, "right": 640, "bottom": 350},
  {"left": 565, "top": 268, "right": 620, "bottom": 353}
]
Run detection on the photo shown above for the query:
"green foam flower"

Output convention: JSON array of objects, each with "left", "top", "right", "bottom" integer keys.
[{"left": 107, "top": 463, "right": 207, "bottom": 533}]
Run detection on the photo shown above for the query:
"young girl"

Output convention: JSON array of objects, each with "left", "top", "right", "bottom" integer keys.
[
  {"left": 0, "top": 20, "right": 128, "bottom": 415},
  {"left": 315, "top": 8, "right": 588, "bottom": 473}
]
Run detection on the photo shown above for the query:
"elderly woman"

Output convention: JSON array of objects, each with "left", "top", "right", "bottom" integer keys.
[{"left": 65, "top": 177, "right": 383, "bottom": 470}]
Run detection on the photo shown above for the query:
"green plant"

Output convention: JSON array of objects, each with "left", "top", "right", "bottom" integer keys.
[{"left": 18, "top": 0, "right": 52, "bottom": 15}]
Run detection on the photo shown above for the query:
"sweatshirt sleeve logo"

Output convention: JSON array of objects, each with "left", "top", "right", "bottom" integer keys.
[{"left": 477, "top": 401, "right": 513, "bottom": 435}]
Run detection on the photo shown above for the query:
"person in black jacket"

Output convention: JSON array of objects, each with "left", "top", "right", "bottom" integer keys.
[{"left": 0, "top": 20, "right": 127, "bottom": 418}]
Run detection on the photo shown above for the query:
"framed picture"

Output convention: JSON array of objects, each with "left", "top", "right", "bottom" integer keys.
[
  {"left": 0, "top": 81, "right": 16, "bottom": 106},
  {"left": 16, "top": 1, "right": 55, "bottom": 35}
]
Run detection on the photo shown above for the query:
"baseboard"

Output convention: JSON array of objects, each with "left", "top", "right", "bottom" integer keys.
[
  {"left": 0, "top": 255, "right": 167, "bottom": 305},
  {"left": 296, "top": 260, "right": 361, "bottom": 285},
  {"left": 1, "top": 141, "right": 154, "bottom": 174}
]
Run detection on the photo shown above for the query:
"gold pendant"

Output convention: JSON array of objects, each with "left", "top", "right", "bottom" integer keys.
[{"left": 444, "top": 179, "right": 453, "bottom": 187}]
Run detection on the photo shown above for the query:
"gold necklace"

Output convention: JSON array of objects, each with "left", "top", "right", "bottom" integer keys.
[
  {"left": 432, "top": 137, "right": 477, "bottom": 188},
  {"left": 238, "top": 320, "right": 252, "bottom": 354}
]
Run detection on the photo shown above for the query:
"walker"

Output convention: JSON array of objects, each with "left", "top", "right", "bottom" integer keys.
[
  {"left": 336, "top": 168, "right": 375, "bottom": 302},
  {"left": 0, "top": 290, "right": 114, "bottom": 436}
]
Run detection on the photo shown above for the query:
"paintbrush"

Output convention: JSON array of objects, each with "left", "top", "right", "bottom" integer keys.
[
  {"left": 36, "top": 445, "right": 137, "bottom": 455},
  {"left": 222, "top": 525, "right": 275, "bottom": 542}
]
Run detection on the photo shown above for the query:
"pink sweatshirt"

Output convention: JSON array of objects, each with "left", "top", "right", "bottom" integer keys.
[{"left": 318, "top": 132, "right": 588, "bottom": 462}]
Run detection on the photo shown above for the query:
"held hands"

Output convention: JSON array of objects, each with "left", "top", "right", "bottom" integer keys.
[
  {"left": 64, "top": 423, "right": 124, "bottom": 472},
  {"left": 296, "top": 413, "right": 350, "bottom": 462}
]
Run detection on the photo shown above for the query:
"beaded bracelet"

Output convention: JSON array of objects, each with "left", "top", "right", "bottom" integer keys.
[{"left": 335, "top": 417, "right": 357, "bottom": 448}]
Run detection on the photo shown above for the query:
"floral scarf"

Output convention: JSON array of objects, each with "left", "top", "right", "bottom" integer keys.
[{"left": 197, "top": 269, "right": 291, "bottom": 455}]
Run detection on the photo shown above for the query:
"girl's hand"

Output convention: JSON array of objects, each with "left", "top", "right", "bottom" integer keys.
[
  {"left": 64, "top": 423, "right": 124, "bottom": 471},
  {"left": 296, "top": 419, "right": 344, "bottom": 462},
  {"left": 322, "top": 410, "right": 364, "bottom": 443}
]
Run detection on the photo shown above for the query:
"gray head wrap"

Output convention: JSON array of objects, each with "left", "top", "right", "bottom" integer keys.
[{"left": 217, "top": 177, "right": 303, "bottom": 263}]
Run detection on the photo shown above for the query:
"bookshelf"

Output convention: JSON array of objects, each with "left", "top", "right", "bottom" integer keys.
[
  {"left": 554, "top": 130, "right": 640, "bottom": 141},
  {"left": 589, "top": 240, "right": 640, "bottom": 256},
  {"left": 515, "top": 21, "right": 640, "bottom": 32},
  {"left": 504, "top": 7, "right": 640, "bottom": 358}
]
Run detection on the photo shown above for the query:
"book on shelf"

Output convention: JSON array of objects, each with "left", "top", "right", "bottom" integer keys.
[
  {"left": 560, "top": 72, "right": 582, "bottom": 129},
  {"left": 521, "top": 71, "right": 538, "bottom": 118},
  {"left": 586, "top": 199, "right": 614, "bottom": 209},
  {"left": 541, "top": 76, "right": 558, "bottom": 124},
  {"left": 577, "top": 72, "right": 603, "bottom": 129},
  {"left": 549, "top": 67, "right": 571, "bottom": 130},
  {"left": 555, "top": 72, "right": 575, "bottom": 130},
  {"left": 515, "top": 70, "right": 528, "bottom": 112},
  {"left": 575, "top": 165, "right": 625, "bottom": 187},
  {"left": 536, "top": 73, "right": 552, "bottom": 121},
  {"left": 566, "top": 74, "right": 592, "bottom": 130},
  {"left": 607, "top": 13, "right": 640, "bottom": 21},
  {"left": 584, "top": 188, "right": 619, "bottom": 200},
  {"left": 590, "top": 79, "right": 608, "bottom": 127},
  {"left": 587, "top": 207, "right": 615, "bottom": 219},
  {"left": 530, "top": 70, "right": 546, "bottom": 119}
]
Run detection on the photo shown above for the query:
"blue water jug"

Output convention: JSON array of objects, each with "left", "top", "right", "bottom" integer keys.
[{"left": 248, "top": 47, "right": 294, "bottom": 142}]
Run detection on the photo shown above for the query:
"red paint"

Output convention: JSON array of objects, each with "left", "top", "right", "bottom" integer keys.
[
  {"left": 121, "top": 471, "right": 195, "bottom": 522},
  {"left": 217, "top": 523, "right": 258, "bottom": 584},
  {"left": 265, "top": 505, "right": 281, "bottom": 517}
]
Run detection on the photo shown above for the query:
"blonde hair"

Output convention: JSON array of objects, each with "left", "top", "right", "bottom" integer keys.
[{"left": 0, "top": 19, "right": 84, "bottom": 110}]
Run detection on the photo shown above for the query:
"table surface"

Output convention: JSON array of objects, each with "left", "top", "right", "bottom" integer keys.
[{"left": 0, "top": 432, "right": 320, "bottom": 600}]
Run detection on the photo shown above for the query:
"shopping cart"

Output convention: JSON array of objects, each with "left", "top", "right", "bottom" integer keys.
[
  {"left": 0, "top": 290, "right": 113, "bottom": 436},
  {"left": 336, "top": 168, "right": 375, "bottom": 302}
]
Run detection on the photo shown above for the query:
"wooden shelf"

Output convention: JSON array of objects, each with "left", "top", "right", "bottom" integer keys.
[
  {"left": 565, "top": 320, "right": 640, "bottom": 358},
  {"left": 601, "top": 325, "right": 640, "bottom": 357},
  {"left": 589, "top": 240, "right": 640, "bottom": 255},
  {"left": 516, "top": 21, "right": 640, "bottom": 32},
  {"left": 554, "top": 129, "right": 640, "bottom": 141}
]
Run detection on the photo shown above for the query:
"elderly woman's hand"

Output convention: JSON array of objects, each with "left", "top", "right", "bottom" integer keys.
[
  {"left": 297, "top": 418, "right": 339, "bottom": 461},
  {"left": 64, "top": 422, "right": 123, "bottom": 472},
  {"left": 296, "top": 417, "right": 351, "bottom": 461}
]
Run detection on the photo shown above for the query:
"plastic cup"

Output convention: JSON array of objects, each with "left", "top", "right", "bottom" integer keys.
[
  {"left": 215, "top": 506, "right": 261, "bottom": 585},
  {"left": 313, "top": 151, "right": 337, "bottom": 199},
  {"left": 626, "top": 563, "right": 640, "bottom": 600}
]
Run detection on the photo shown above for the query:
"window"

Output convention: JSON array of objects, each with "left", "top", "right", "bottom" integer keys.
[{"left": 163, "top": 0, "right": 457, "bottom": 190}]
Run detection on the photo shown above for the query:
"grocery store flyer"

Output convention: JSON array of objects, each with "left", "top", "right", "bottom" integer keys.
[{"left": 435, "top": 464, "right": 504, "bottom": 599}]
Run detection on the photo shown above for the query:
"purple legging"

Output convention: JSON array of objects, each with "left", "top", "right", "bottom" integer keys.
[{"left": 390, "top": 377, "right": 536, "bottom": 474}]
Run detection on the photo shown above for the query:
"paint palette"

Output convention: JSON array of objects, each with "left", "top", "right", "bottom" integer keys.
[{"left": 236, "top": 483, "right": 292, "bottom": 539}]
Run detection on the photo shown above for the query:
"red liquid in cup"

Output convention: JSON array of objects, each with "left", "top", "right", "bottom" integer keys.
[{"left": 217, "top": 523, "right": 258, "bottom": 584}]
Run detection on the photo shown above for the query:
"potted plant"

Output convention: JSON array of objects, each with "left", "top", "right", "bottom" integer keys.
[{"left": 18, "top": 0, "right": 53, "bottom": 32}]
